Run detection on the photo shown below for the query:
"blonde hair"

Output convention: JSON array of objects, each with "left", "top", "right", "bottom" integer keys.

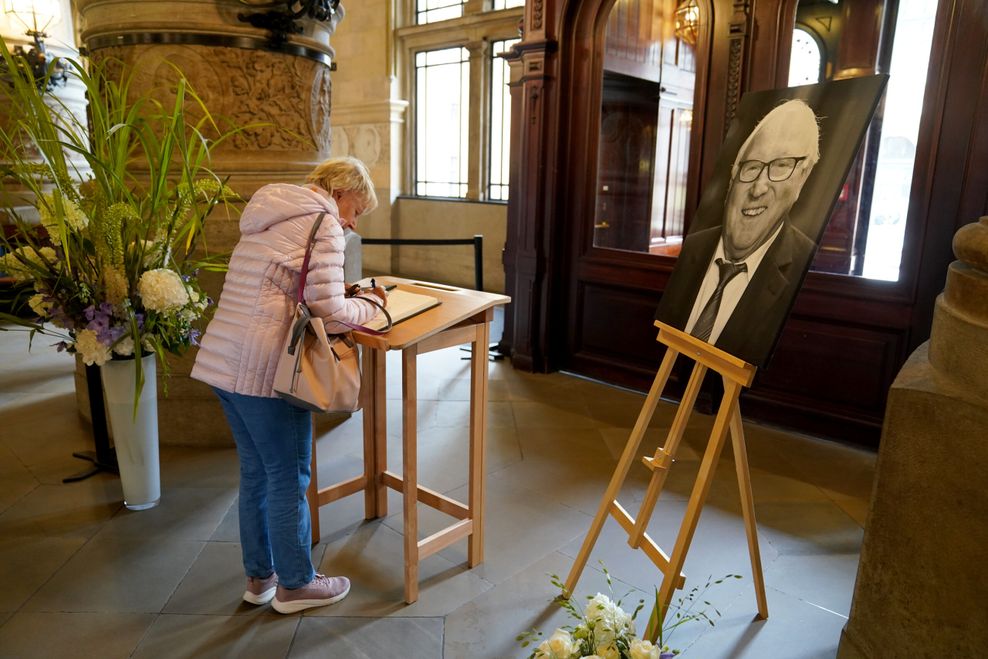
[{"left": 305, "top": 156, "right": 379, "bottom": 214}]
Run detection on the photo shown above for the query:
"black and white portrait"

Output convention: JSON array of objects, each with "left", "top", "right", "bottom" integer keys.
[{"left": 656, "top": 75, "right": 888, "bottom": 367}]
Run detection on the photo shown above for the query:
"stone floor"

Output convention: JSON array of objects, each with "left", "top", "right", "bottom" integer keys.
[{"left": 0, "top": 320, "right": 876, "bottom": 658}]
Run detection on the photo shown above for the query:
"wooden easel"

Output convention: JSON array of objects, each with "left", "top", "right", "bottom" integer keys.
[{"left": 564, "top": 320, "right": 768, "bottom": 642}]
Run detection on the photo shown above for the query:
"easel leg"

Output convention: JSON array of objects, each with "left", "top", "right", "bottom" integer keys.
[
  {"left": 630, "top": 361, "right": 707, "bottom": 548},
  {"left": 363, "top": 347, "right": 388, "bottom": 520},
  {"left": 402, "top": 346, "right": 420, "bottom": 604},
  {"left": 645, "top": 379, "right": 741, "bottom": 643},
  {"left": 564, "top": 346, "right": 679, "bottom": 597},
  {"left": 729, "top": 402, "right": 769, "bottom": 619},
  {"left": 308, "top": 418, "right": 320, "bottom": 546},
  {"left": 468, "top": 318, "right": 490, "bottom": 567}
]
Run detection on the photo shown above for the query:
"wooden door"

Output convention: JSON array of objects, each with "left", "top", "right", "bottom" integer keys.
[{"left": 560, "top": 0, "right": 702, "bottom": 384}]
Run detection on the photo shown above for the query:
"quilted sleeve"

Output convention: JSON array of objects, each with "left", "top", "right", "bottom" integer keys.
[{"left": 303, "top": 219, "right": 380, "bottom": 333}]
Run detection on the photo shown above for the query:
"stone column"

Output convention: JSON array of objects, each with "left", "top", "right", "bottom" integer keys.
[
  {"left": 838, "top": 217, "right": 988, "bottom": 657},
  {"left": 72, "top": 0, "right": 341, "bottom": 446},
  {"left": 326, "top": 0, "right": 406, "bottom": 275}
]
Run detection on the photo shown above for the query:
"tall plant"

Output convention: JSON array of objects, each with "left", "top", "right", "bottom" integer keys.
[{"left": 0, "top": 38, "right": 240, "bottom": 402}]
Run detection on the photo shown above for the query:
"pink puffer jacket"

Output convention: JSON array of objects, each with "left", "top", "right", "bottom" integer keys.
[{"left": 191, "top": 183, "right": 378, "bottom": 397}]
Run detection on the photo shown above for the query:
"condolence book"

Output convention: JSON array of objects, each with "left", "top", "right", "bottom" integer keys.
[{"left": 363, "top": 288, "right": 441, "bottom": 331}]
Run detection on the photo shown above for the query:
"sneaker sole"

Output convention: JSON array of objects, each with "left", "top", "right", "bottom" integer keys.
[
  {"left": 271, "top": 583, "right": 351, "bottom": 614},
  {"left": 243, "top": 586, "right": 277, "bottom": 605}
]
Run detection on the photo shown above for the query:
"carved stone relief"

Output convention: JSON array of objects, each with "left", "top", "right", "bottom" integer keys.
[{"left": 89, "top": 45, "right": 333, "bottom": 153}]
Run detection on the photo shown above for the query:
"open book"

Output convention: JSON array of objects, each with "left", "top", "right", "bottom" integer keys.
[{"left": 359, "top": 286, "right": 441, "bottom": 331}]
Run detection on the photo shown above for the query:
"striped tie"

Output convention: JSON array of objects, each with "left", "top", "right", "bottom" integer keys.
[{"left": 691, "top": 258, "right": 747, "bottom": 343}]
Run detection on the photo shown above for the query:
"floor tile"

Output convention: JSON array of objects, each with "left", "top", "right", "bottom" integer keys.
[
  {"left": 23, "top": 533, "right": 205, "bottom": 613},
  {"left": 96, "top": 486, "right": 237, "bottom": 541},
  {"left": 309, "top": 521, "right": 493, "bottom": 618},
  {"left": 290, "top": 616, "right": 443, "bottom": 659},
  {"left": 133, "top": 612, "right": 298, "bottom": 659},
  {"left": 0, "top": 534, "right": 88, "bottom": 614},
  {"left": 0, "top": 611, "right": 155, "bottom": 659}
]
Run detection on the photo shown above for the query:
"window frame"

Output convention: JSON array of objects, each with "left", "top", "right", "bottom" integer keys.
[{"left": 398, "top": 0, "right": 524, "bottom": 201}]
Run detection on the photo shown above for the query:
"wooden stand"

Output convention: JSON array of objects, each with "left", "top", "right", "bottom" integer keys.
[
  {"left": 306, "top": 277, "right": 509, "bottom": 603},
  {"left": 564, "top": 320, "right": 768, "bottom": 642}
]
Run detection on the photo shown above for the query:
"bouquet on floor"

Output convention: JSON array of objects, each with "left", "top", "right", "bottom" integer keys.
[
  {"left": 0, "top": 38, "right": 239, "bottom": 398},
  {"left": 518, "top": 567, "right": 739, "bottom": 658}
]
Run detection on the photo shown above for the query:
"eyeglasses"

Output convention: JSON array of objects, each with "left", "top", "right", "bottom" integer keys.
[{"left": 736, "top": 156, "right": 807, "bottom": 183}]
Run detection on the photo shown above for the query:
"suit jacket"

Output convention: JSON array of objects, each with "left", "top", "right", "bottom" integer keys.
[{"left": 655, "top": 218, "right": 816, "bottom": 367}]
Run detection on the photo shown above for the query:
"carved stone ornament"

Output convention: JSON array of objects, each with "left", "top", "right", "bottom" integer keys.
[
  {"left": 89, "top": 45, "right": 333, "bottom": 154},
  {"left": 533, "top": 0, "right": 544, "bottom": 30}
]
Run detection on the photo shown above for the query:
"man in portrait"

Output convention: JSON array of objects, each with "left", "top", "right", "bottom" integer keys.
[{"left": 657, "top": 99, "right": 820, "bottom": 366}]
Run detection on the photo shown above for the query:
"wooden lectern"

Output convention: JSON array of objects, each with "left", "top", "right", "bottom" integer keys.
[{"left": 306, "top": 276, "right": 509, "bottom": 603}]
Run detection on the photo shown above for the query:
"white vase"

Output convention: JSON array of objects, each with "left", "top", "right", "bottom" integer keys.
[{"left": 100, "top": 354, "right": 161, "bottom": 510}]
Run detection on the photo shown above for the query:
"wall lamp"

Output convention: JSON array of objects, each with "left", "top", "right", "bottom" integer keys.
[
  {"left": 674, "top": 0, "right": 700, "bottom": 47},
  {"left": 2, "top": 0, "right": 67, "bottom": 91},
  {"left": 237, "top": 0, "right": 341, "bottom": 45}
]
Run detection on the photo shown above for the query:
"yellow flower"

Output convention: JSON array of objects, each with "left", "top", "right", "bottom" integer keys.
[{"left": 0, "top": 246, "right": 56, "bottom": 282}]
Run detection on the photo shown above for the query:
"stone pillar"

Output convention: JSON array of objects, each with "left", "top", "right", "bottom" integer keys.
[
  {"left": 72, "top": 0, "right": 341, "bottom": 446},
  {"left": 326, "top": 0, "right": 406, "bottom": 275},
  {"left": 838, "top": 217, "right": 988, "bottom": 657}
]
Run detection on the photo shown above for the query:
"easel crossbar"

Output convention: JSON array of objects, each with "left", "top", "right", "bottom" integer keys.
[{"left": 609, "top": 501, "right": 686, "bottom": 590}]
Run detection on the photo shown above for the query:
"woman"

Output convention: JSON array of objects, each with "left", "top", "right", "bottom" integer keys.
[{"left": 191, "top": 157, "right": 386, "bottom": 614}]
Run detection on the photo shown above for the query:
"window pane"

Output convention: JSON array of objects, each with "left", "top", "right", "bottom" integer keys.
[
  {"left": 416, "top": 47, "right": 470, "bottom": 198},
  {"left": 789, "top": 28, "right": 822, "bottom": 86},
  {"left": 492, "top": 0, "right": 525, "bottom": 9},
  {"left": 417, "top": 0, "right": 463, "bottom": 24},
  {"left": 489, "top": 38, "right": 519, "bottom": 201},
  {"left": 860, "top": 0, "right": 937, "bottom": 280}
]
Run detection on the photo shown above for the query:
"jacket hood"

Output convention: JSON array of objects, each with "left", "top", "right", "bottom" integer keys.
[{"left": 240, "top": 183, "right": 338, "bottom": 235}]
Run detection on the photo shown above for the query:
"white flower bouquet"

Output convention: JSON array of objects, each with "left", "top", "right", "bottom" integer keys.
[
  {"left": 0, "top": 38, "right": 240, "bottom": 399},
  {"left": 518, "top": 568, "right": 740, "bottom": 658}
]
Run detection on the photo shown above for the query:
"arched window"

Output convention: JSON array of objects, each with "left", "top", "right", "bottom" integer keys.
[{"left": 789, "top": 27, "right": 823, "bottom": 86}]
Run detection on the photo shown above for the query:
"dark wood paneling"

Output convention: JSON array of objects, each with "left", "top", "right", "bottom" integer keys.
[
  {"left": 576, "top": 283, "right": 667, "bottom": 366},
  {"left": 753, "top": 317, "right": 905, "bottom": 415}
]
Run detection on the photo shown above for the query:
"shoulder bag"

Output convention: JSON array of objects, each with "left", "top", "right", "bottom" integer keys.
[{"left": 273, "top": 213, "right": 392, "bottom": 413}]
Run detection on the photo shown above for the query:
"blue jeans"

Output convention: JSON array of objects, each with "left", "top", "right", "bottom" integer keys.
[{"left": 212, "top": 388, "right": 315, "bottom": 589}]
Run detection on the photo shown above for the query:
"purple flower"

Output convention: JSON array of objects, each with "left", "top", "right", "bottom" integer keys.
[
  {"left": 54, "top": 341, "right": 70, "bottom": 352},
  {"left": 189, "top": 328, "right": 202, "bottom": 347},
  {"left": 49, "top": 306, "right": 75, "bottom": 329}
]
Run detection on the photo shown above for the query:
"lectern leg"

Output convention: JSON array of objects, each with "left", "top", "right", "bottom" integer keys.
[{"left": 402, "top": 346, "right": 420, "bottom": 603}]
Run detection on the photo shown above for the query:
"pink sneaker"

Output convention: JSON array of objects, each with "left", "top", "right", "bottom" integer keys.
[
  {"left": 243, "top": 573, "right": 278, "bottom": 605},
  {"left": 271, "top": 574, "right": 351, "bottom": 614}
]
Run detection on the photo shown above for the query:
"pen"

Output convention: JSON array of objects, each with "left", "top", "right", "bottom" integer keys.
[{"left": 371, "top": 278, "right": 376, "bottom": 290}]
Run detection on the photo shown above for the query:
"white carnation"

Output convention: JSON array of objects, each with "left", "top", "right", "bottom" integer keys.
[
  {"left": 113, "top": 335, "right": 135, "bottom": 357},
  {"left": 534, "top": 628, "right": 580, "bottom": 659},
  {"left": 74, "top": 329, "right": 111, "bottom": 366},
  {"left": 629, "top": 638, "right": 660, "bottom": 659},
  {"left": 595, "top": 644, "right": 620, "bottom": 659},
  {"left": 584, "top": 593, "right": 633, "bottom": 648},
  {"left": 138, "top": 268, "right": 189, "bottom": 312}
]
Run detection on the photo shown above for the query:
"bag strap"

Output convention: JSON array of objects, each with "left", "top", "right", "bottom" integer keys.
[
  {"left": 295, "top": 211, "right": 393, "bottom": 335},
  {"left": 296, "top": 212, "right": 326, "bottom": 304},
  {"left": 337, "top": 293, "right": 393, "bottom": 336}
]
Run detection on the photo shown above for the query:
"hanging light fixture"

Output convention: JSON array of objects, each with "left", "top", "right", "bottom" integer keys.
[
  {"left": 2, "top": 0, "right": 67, "bottom": 91},
  {"left": 674, "top": 0, "right": 700, "bottom": 47}
]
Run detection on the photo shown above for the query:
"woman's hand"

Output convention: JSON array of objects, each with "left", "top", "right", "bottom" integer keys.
[{"left": 369, "top": 286, "right": 388, "bottom": 307}]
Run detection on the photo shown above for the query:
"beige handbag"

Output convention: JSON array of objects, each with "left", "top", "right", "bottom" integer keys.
[{"left": 273, "top": 213, "right": 391, "bottom": 414}]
